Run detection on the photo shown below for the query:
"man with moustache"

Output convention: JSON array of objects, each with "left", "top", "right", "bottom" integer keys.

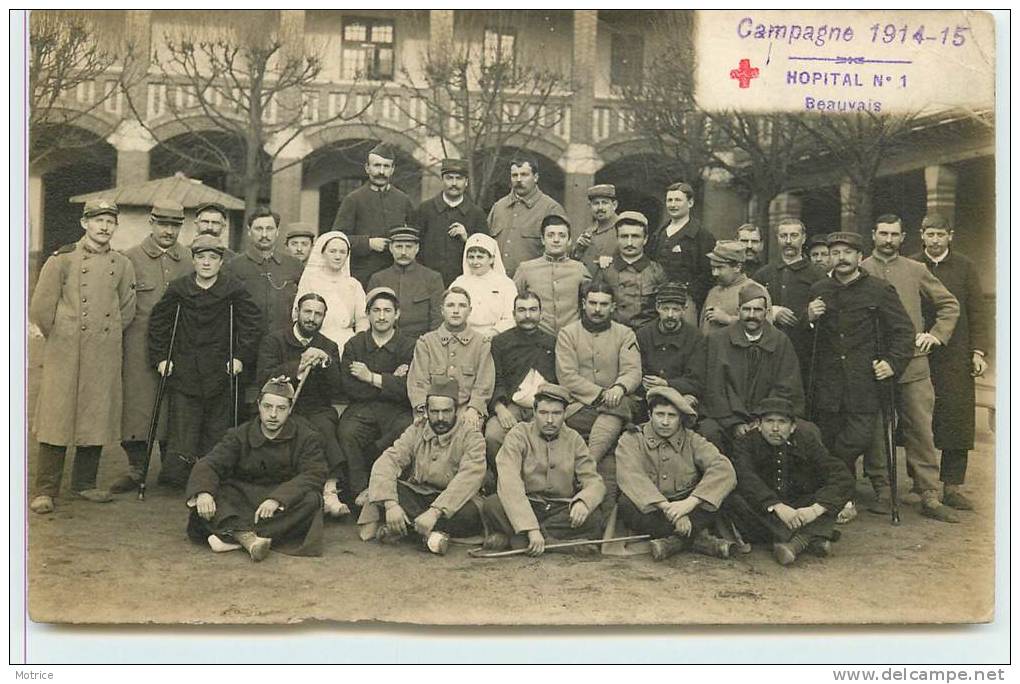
[
  {"left": 282, "top": 223, "right": 316, "bottom": 265},
  {"left": 256, "top": 293, "right": 347, "bottom": 517},
  {"left": 570, "top": 184, "right": 620, "bottom": 274},
  {"left": 725, "top": 398, "right": 854, "bottom": 566},
  {"left": 807, "top": 234, "right": 831, "bottom": 272},
  {"left": 482, "top": 383, "right": 606, "bottom": 555},
  {"left": 484, "top": 291, "right": 559, "bottom": 467},
  {"left": 513, "top": 215, "right": 592, "bottom": 336},
  {"left": 860, "top": 215, "right": 960, "bottom": 522},
  {"left": 366, "top": 225, "right": 445, "bottom": 339},
  {"left": 332, "top": 143, "right": 416, "bottom": 284},
  {"left": 736, "top": 223, "right": 765, "bottom": 275},
  {"left": 700, "top": 240, "right": 770, "bottom": 335},
  {"left": 600, "top": 211, "right": 669, "bottom": 329},
  {"left": 110, "top": 200, "right": 194, "bottom": 494},
  {"left": 406, "top": 287, "right": 495, "bottom": 432},
  {"left": 806, "top": 231, "right": 915, "bottom": 524},
  {"left": 414, "top": 158, "right": 488, "bottom": 286},
  {"left": 194, "top": 201, "right": 236, "bottom": 260},
  {"left": 185, "top": 376, "right": 328, "bottom": 561},
  {"left": 29, "top": 199, "right": 137, "bottom": 514},
  {"left": 337, "top": 287, "right": 416, "bottom": 505},
  {"left": 358, "top": 378, "right": 487, "bottom": 555},
  {"left": 700, "top": 283, "right": 804, "bottom": 453},
  {"left": 488, "top": 156, "right": 567, "bottom": 276},
  {"left": 911, "top": 214, "right": 990, "bottom": 511}
]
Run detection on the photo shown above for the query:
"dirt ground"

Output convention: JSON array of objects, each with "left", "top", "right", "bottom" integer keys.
[{"left": 24, "top": 340, "right": 996, "bottom": 626}]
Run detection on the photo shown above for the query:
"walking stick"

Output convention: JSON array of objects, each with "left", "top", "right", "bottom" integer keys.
[
  {"left": 229, "top": 302, "right": 238, "bottom": 427},
  {"left": 139, "top": 304, "right": 181, "bottom": 501},
  {"left": 806, "top": 320, "right": 820, "bottom": 421},
  {"left": 468, "top": 534, "right": 650, "bottom": 558},
  {"left": 870, "top": 307, "right": 901, "bottom": 525},
  {"left": 291, "top": 366, "right": 312, "bottom": 405}
]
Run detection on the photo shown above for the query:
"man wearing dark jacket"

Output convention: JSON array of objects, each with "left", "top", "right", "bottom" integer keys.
[{"left": 366, "top": 225, "right": 445, "bottom": 340}]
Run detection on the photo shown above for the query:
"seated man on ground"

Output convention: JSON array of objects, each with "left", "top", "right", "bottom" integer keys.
[
  {"left": 184, "top": 376, "right": 328, "bottom": 562},
  {"left": 616, "top": 387, "right": 737, "bottom": 561}
]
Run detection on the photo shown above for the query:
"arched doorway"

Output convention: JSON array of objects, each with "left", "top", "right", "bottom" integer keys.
[
  {"left": 471, "top": 147, "right": 565, "bottom": 214},
  {"left": 595, "top": 154, "right": 680, "bottom": 229}
]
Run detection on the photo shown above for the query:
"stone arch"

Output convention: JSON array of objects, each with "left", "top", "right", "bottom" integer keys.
[
  {"left": 596, "top": 137, "right": 662, "bottom": 167},
  {"left": 149, "top": 129, "right": 271, "bottom": 203},
  {"left": 594, "top": 152, "right": 686, "bottom": 229}
]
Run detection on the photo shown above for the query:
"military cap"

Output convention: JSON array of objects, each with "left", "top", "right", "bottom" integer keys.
[
  {"left": 190, "top": 234, "right": 226, "bottom": 256},
  {"left": 427, "top": 377, "right": 460, "bottom": 402},
  {"left": 284, "top": 222, "right": 316, "bottom": 242},
  {"left": 441, "top": 158, "right": 470, "bottom": 175},
  {"left": 195, "top": 201, "right": 228, "bottom": 217},
  {"left": 707, "top": 240, "right": 746, "bottom": 264},
  {"left": 614, "top": 211, "right": 649, "bottom": 229},
  {"left": 587, "top": 184, "right": 616, "bottom": 200},
  {"left": 541, "top": 214, "right": 571, "bottom": 231},
  {"left": 656, "top": 281, "right": 689, "bottom": 305},
  {"left": 826, "top": 231, "right": 863, "bottom": 250},
  {"left": 646, "top": 386, "right": 697, "bottom": 417},
  {"left": 150, "top": 199, "right": 185, "bottom": 224},
  {"left": 387, "top": 225, "right": 421, "bottom": 242},
  {"left": 82, "top": 199, "right": 119, "bottom": 219},
  {"left": 369, "top": 142, "right": 398, "bottom": 161},
  {"left": 921, "top": 214, "right": 951, "bottom": 231},
  {"left": 752, "top": 397, "right": 795, "bottom": 419},
  {"left": 260, "top": 375, "right": 296, "bottom": 400},
  {"left": 738, "top": 282, "right": 769, "bottom": 307},
  {"left": 534, "top": 383, "right": 572, "bottom": 407},
  {"left": 806, "top": 234, "right": 829, "bottom": 249},
  {"left": 366, "top": 286, "right": 399, "bottom": 309}
]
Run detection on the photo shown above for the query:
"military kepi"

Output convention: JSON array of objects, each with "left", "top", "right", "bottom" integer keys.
[
  {"left": 534, "top": 383, "right": 572, "bottom": 407},
  {"left": 656, "top": 281, "right": 688, "bottom": 305},
  {"left": 827, "top": 231, "right": 863, "bottom": 250},
  {"left": 82, "top": 199, "right": 118, "bottom": 219},
  {"left": 707, "top": 240, "right": 746, "bottom": 264},
  {"left": 150, "top": 200, "right": 185, "bottom": 225},
  {"left": 388, "top": 225, "right": 421, "bottom": 242},
  {"left": 284, "top": 222, "right": 316, "bottom": 241},
  {"left": 441, "top": 158, "right": 469, "bottom": 175},
  {"left": 587, "top": 184, "right": 616, "bottom": 200},
  {"left": 753, "top": 397, "right": 796, "bottom": 418},
  {"left": 190, "top": 234, "right": 226, "bottom": 256},
  {"left": 366, "top": 286, "right": 399, "bottom": 309}
]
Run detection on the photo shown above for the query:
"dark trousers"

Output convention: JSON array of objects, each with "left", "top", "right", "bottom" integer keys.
[
  {"left": 301, "top": 407, "right": 344, "bottom": 481},
  {"left": 696, "top": 418, "right": 731, "bottom": 454},
  {"left": 617, "top": 494, "right": 717, "bottom": 539},
  {"left": 121, "top": 440, "right": 166, "bottom": 484},
  {"left": 482, "top": 495, "right": 605, "bottom": 544},
  {"left": 34, "top": 443, "right": 102, "bottom": 497},
  {"left": 337, "top": 401, "right": 412, "bottom": 495},
  {"left": 941, "top": 449, "right": 969, "bottom": 486},
  {"left": 815, "top": 410, "right": 879, "bottom": 480},
  {"left": 396, "top": 481, "right": 483, "bottom": 537},
  {"left": 187, "top": 489, "right": 320, "bottom": 543},
  {"left": 163, "top": 389, "right": 231, "bottom": 488},
  {"left": 723, "top": 492, "right": 837, "bottom": 544}
]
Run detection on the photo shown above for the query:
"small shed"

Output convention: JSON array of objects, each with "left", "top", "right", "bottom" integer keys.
[{"left": 70, "top": 173, "right": 245, "bottom": 253}]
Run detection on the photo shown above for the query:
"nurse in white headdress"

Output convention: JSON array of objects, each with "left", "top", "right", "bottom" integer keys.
[
  {"left": 293, "top": 231, "right": 368, "bottom": 353},
  {"left": 449, "top": 233, "right": 517, "bottom": 341}
]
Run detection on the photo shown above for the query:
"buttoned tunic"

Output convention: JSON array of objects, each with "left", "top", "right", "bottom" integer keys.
[
  {"left": 226, "top": 246, "right": 303, "bottom": 338},
  {"left": 30, "top": 238, "right": 137, "bottom": 446},
  {"left": 495, "top": 421, "right": 606, "bottom": 533},
  {"left": 616, "top": 422, "right": 736, "bottom": 514},
  {"left": 406, "top": 324, "right": 496, "bottom": 415},
  {"left": 513, "top": 255, "right": 591, "bottom": 336},
  {"left": 120, "top": 236, "right": 192, "bottom": 441},
  {"left": 570, "top": 217, "right": 619, "bottom": 275},
  {"left": 331, "top": 183, "right": 416, "bottom": 283},
  {"left": 634, "top": 321, "right": 706, "bottom": 398},
  {"left": 555, "top": 320, "right": 642, "bottom": 418},
  {"left": 414, "top": 193, "right": 489, "bottom": 286},
  {"left": 487, "top": 189, "right": 567, "bottom": 276},
  {"left": 602, "top": 254, "right": 668, "bottom": 329},
  {"left": 367, "top": 261, "right": 444, "bottom": 340}
]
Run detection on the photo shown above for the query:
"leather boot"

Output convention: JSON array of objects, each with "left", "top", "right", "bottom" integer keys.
[
  {"left": 867, "top": 486, "right": 892, "bottom": 515},
  {"left": 773, "top": 534, "right": 809, "bottom": 566},
  {"left": 235, "top": 531, "right": 272, "bottom": 561},
  {"left": 691, "top": 528, "right": 734, "bottom": 559},
  {"left": 920, "top": 490, "right": 960, "bottom": 523},
  {"left": 649, "top": 535, "right": 689, "bottom": 561},
  {"left": 942, "top": 485, "right": 974, "bottom": 511}
]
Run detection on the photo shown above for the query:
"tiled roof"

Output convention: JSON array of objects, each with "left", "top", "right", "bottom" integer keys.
[{"left": 70, "top": 174, "right": 244, "bottom": 210}]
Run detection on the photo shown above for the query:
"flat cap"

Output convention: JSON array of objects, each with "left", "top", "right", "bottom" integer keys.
[
  {"left": 441, "top": 158, "right": 470, "bottom": 175},
  {"left": 387, "top": 224, "right": 421, "bottom": 242},
  {"left": 738, "top": 282, "right": 769, "bottom": 307},
  {"left": 195, "top": 201, "right": 227, "bottom": 217},
  {"left": 826, "top": 231, "right": 863, "bottom": 250},
  {"left": 190, "top": 234, "right": 226, "bottom": 256},
  {"left": 82, "top": 199, "right": 118, "bottom": 219},
  {"left": 260, "top": 375, "right": 296, "bottom": 400},
  {"left": 646, "top": 386, "right": 697, "bottom": 417},
  {"left": 614, "top": 211, "right": 649, "bottom": 229},
  {"left": 534, "top": 383, "right": 572, "bottom": 407},
  {"left": 921, "top": 214, "right": 951, "bottom": 231},
  {"left": 753, "top": 397, "right": 795, "bottom": 418},
  {"left": 150, "top": 200, "right": 184, "bottom": 224},
  {"left": 707, "top": 240, "right": 746, "bottom": 264},
  {"left": 369, "top": 142, "right": 398, "bottom": 161},
  {"left": 807, "top": 234, "right": 830, "bottom": 249},
  {"left": 366, "top": 286, "right": 399, "bottom": 309},
  {"left": 427, "top": 377, "right": 461, "bottom": 402},
  {"left": 656, "top": 281, "right": 689, "bottom": 305},
  {"left": 587, "top": 184, "right": 616, "bottom": 200},
  {"left": 284, "top": 222, "right": 316, "bottom": 241}
]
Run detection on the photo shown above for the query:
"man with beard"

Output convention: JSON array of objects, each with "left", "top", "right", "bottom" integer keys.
[
  {"left": 556, "top": 281, "right": 642, "bottom": 515},
  {"left": 570, "top": 184, "right": 619, "bottom": 274},
  {"left": 366, "top": 225, "right": 444, "bottom": 339},
  {"left": 185, "top": 376, "right": 328, "bottom": 561},
  {"left": 601, "top": 211, "right": 669, "bottom": 329},
  {"left": 111, "top": 200, "right": 194, "bottom": 494},
  {"left": 725, "top": 398, "right": 854, "bottom": 566},
  {"left": 860, "top": 215, "right": 960, "bottom": 523},
  {"left": 807, "top": 234, "right": 831, "bottom": 272},
  {"left": 413, "top": 158, "right": 488, "bottom": 286},
  {"left": 332, "top": 143, "right": 416, "bottom": 285},
  {"left": 148, "top": 235, "right": 262, "bottom": 488},
  {"left": 513, "top": 215, "right": 592, "bottom": 336},
  {"left": 484, "top": 291, "right": 559, "bottom": 467},
  {"left": 736, "top": 223, "right": 765, "bottom": 275},
  {"left": 488, "top": 156, "right": 567, "bottom": 276},
  {"left": 256, "top": 293, "right": 347, "bottom": 517},
  {"left": 701, "top": 283, "right": 804, "bottom": 453},
  {"left": 406, "top": 287, "right": 495, "bottom": 431},
  {"left": 911, "top": 214, "right": 990, "bottom": 511},
  {"left": 482, "top": 383, "right": 606, "bottom": 555},
  {"left": 358, "top": 378, "right": 487, "bottom": 555},
  {"left": 806, "top": 231, "right": 915, "bottom": 524},
  {"left": 194, "top": 201, "right": 236, "bottom": 260},
  {"left": 616, "top": 387, "right": 736, "bottom": 561},
  {"left": 283, "top": 223, "right": 316, "bottom": 265},
  {"left": 752, "top": 219, "right": 827, "bottom": 389},
  {"left": 337, "top": 287, "right": 416, "bottom": 506}
]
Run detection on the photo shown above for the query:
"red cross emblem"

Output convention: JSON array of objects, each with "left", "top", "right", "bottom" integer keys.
[{"left": 730, "top": 59, "right": 760, "bottom": 89}]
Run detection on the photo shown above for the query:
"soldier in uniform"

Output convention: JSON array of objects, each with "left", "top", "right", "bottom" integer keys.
[
  {"left": 513, "top": 215, "right": 592, "bottom": 336},
  {"left": 570, "top": 184, "right": 619, "bottom": 274},
  {"left": 366, "top": 225, "right": 444, "bottom": 340},
  {"left": 110, "top": 200, "right": 193, "bottom": 494},
  {"left": 29, "top": 199, "right": 137, "bottom": 513},
  {"left": 600, "top": 211, "right": 669, "bottom": 330},
  {"left": 283, "top": 223, "right": 316, "bottom": 265}
]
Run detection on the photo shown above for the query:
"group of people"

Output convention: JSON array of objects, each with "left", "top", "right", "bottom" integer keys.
[{"left": 29, "top": 144, "right": 989, "bottom": 569}]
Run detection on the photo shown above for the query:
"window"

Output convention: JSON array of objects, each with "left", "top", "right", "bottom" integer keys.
[
  {"left": 610, "top": 32, "right": 644, "bottom": 88},
  {"left": 483, "top": 27, "right": 515, "bottom": 66},
  {"left": 342, "top": 17, "right": 395, "bottom": 81}
]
